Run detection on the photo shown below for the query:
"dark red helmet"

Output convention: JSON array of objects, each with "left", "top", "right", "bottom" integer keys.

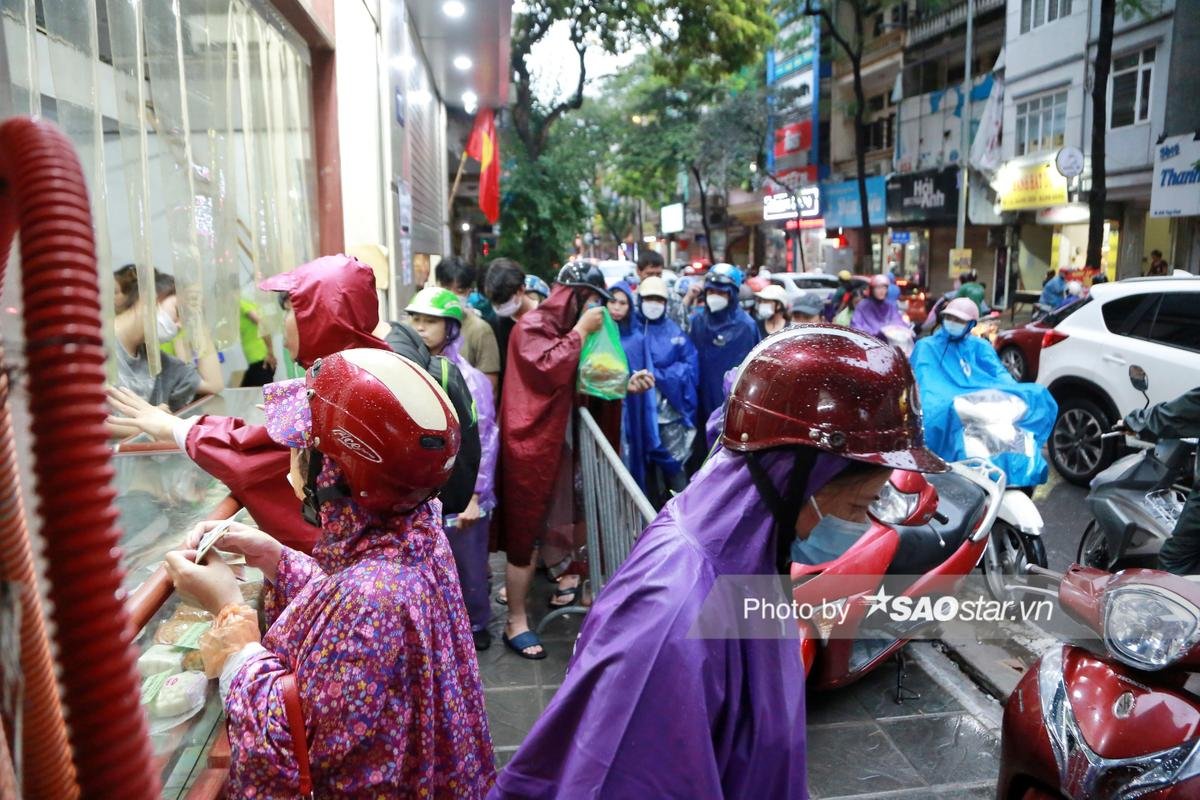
[
  {"left": 308, "top": 349, "right": 462, "bottom": 512},
  {"left": 721, "top": 325, "right": 946, "bottom": 472}
]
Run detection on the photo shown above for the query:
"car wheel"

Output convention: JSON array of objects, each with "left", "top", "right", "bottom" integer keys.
[
  {"left": 1050, "top": 396, "right": 1115, "bottom": 486},
  {"left": 999, "top": 346, "right": 1027, "bottom": 381}
]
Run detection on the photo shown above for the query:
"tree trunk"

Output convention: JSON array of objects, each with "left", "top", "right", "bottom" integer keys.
[
  {"left": 851, "top": 55, "right": 874, "bottom": 273},
  {"left": 1087, "top": 0, "right": 1116, "bottom": 272},
  {"left": 693, "top": 166, "right": 715, "bottom": 262}
]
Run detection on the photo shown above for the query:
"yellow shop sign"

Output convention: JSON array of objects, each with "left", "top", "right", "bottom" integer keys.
[{"left": 998, "top": 160, "right": 1069, "bottom": 212}]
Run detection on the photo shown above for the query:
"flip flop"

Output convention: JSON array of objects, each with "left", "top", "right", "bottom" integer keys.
[
  {"left": 502, "top": 630, "right": 547, "bottom": 660},
  {"left": 548, "top": 584, "right": 580, "bottom": 609}
]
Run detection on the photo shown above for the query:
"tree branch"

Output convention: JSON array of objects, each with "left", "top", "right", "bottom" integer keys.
[
  {"left": 534, "top": 31, "right": 589, "bottom": 154},
  {"left": 803, "top": 0, "right": 861, "bottom": 61}
]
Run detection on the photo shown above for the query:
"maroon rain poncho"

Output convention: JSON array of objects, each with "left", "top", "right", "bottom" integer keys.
[
  {"left": 184, "top": 256, "right": 389, "bottom": 551},
  {"left": 495, "top": 285, "right": 583, "bottom": 567}
]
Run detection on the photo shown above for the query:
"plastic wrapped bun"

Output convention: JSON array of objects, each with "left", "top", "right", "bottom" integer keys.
[
  {"left": 152, "top": 671, "right": 209, "bottom": 722},
  {"left": 137, "top": 645, "right": 184, "bottom": 678}
]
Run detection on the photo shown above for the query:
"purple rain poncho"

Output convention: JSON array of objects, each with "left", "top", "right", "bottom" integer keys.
[
  {"left": 850, "top": 296, "right": 907, "bottom": 339},
  {"left": 489, "top": 446, "right": 844, "bottom": 800},
  {"left": 444, "top": 337, "right": 498, "bottom": 511}
]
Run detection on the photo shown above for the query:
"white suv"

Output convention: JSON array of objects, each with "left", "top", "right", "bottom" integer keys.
[{"left": 1037, "top": 275, "right": 1200, "bottom": 485}]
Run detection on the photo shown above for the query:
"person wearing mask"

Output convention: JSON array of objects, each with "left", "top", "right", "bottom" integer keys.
[
  {"left": 738, "top": 282, "right": 757, "bottom": 315},
  {"left": 607, "top": 281, "right": 654, "bottom": 489},
  {"left": 108, "top": 255, "right": 480, "bottom": 554},
  {"left": 1120, "top": 386, "right": 1200, "bottom": 574},
  {"left": 496, "top": 263, "right": 652, "bottom": 659},
  {"left": 405, "top": 288, "right": 498, "bottom": 651},
  {"left": 483, "top": 258, "right": 539, "bottom": 384},
  {"left": 166, "top": 349, "right": 494, "bottom": 797},
  {"left": 689, "top": 263, "right": 759, "bottom": 435},
  {"left": 436, "top": 256, "right": 501, "bottom": 393},
  {"left": 237, "top": 297, "right": 278, "bottom": 387},
  {"left": 1039, "top": 267, "right": 1068, "bottom": 309},
  {"left": 911, "top": 297, "right": 1057, "bottom": 486},
  {"left": 755, "top": 283, "right": 790, "bottom": 337},
  {"left": 524, "top": 274, "right": 550, "bottom": 305},
  {"left": 110, "top": 269, "right": 223, "bottom": 422},
  {"left": 634, "top": 276, "right": 698, "bottom": 506},
  {"left": 489, "top": 327, "right": 947, "bottom": 799},
  {"left": 789, "top": 292, "right": 824, "bottom": 325},
  {"left": 851, "top": 274, "right": 907, "bottom": 340},
  {"left": 1147, "top": 249, "right": 1170, "bottom": 276}
]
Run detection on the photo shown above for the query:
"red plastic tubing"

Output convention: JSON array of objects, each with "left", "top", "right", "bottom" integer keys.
[{"left": 0, "top": 117, "right": 159, "bottom": 798}]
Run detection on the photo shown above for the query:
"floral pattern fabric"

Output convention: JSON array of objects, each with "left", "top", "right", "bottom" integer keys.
[{"left": 225, "top": 460, "right": 495, "bottom": 797}]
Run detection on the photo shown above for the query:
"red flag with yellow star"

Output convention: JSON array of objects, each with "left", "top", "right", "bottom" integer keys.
[{"left": 466, "top": 109, "right": 500, "bottom": 224}]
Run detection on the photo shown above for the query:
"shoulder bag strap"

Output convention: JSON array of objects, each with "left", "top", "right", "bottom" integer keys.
[{"left": 280, "top": 673, "right": 314, "bottom": 798}]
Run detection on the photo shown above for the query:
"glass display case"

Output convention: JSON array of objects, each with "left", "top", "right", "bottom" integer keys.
[
  {"left": 118, "top": 387, "right": 267, "bottom": 451},
  {"left": 114, "top": 448, "right": 260, "bottom": 798}
]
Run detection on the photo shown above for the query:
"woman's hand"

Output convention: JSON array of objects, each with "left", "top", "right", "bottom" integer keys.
[
  {"left": 456, "top": 494, "right": 482, "bottom": 526},
  {"left": 163, "top": 550, "right": 243, "bottom": 615},
  {"left": 627, "top": 369, "right": 656, "bottom": 394},
  {"left": 106, "top": 387, "right": 179, "bottom": 443},
  {"left": 572, "top": 306, "right": 605, "bottom": 338},
  {"left": 186, "top": 520, "right": 283, "bottom": 582}
]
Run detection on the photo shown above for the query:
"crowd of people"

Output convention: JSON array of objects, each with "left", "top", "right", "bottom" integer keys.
[{"left": 103, "top": 249, "right": 1067, "bottom": 797}]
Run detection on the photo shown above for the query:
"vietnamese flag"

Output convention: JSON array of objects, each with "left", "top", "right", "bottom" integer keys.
[{"left": 466, "top": 109, "right": 500, "bottom": 224}]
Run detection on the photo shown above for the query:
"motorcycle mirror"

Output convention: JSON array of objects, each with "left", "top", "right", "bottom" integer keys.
[{"left": 1128, "top": 365, "right": 1149, "bottom": 393}]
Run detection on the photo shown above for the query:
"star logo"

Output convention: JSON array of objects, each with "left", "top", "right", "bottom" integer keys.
[{"left": 863, "top": 587, "right": 893, "bottom": 618}]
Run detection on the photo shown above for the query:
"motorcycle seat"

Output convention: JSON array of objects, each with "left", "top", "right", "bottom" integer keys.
[{"left": 887, "top": 471, "right": 987, "bottom": 575}]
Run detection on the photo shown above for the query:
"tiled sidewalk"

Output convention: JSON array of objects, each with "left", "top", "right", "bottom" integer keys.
[{"left": 478, "top": 555, "right": 1001, "bottom": 797}]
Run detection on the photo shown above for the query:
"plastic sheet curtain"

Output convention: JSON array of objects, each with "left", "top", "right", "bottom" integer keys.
[{"left": 1, "top": 0, "right": 317, "bottom": 375}]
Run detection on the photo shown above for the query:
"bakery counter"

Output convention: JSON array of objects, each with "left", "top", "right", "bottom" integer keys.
[{"left": 113, "top": 447, "right": 258, "bottom": 798}]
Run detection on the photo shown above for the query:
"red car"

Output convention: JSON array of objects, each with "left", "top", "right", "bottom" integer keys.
[{"left": 991, "top": 302, "right": 1083, "bottom": 382}]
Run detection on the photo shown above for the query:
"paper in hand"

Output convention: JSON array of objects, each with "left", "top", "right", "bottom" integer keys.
[{"left": 193, "top": 519, "right": 235, "bottom": 563}]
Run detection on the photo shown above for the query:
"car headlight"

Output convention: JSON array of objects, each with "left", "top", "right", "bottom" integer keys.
[
  {"left": 1104, "top": 586, "right": 1200, "bottom": 670},
  {"left": 869, "top": 481, "right": 918, "bottom": 525}
]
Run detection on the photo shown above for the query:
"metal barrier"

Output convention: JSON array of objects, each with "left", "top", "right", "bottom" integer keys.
[{"left": 537, "top": 407, "right": 657, "bottom": 633}]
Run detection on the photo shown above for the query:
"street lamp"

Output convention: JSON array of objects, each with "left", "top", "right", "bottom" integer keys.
[{"left": 460, "top": 222, "right": 471, "bottom": 232}]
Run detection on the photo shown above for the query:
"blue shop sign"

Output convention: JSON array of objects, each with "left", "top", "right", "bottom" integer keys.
[{"left": 821, "top": 177, "right": 886, "bottom": 228}]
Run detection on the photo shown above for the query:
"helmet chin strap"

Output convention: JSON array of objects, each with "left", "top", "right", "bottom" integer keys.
[
  {"left": 300, "top": 448, "right": 351, "bottom": 527},
  {"left": 745, "top": 447, "right": 818, "bottom": 574}
]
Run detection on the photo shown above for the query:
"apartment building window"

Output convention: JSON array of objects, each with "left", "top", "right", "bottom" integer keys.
[
  {"left": 1021, "top": 0, "right": 1072, "bottom": 33},
  {"left": 1110, "top": 47, "right": 1155, "bottom": 128},
  {"left": 1015, "top": 90, "right": 1068, "bottom": 155}
]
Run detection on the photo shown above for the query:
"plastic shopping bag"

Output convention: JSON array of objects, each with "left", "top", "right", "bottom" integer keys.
[{"left": 577, "top": 309, "right": 630, "bottom": 400}]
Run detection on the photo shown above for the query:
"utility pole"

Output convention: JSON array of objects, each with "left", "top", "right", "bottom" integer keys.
[{"left": 955, "top": 0, "right": 975, "bottom": 252}]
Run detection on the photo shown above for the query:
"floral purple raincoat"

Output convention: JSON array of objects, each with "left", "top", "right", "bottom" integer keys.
[{"left": 224, "top": 461, "right": 495, "bottom": 797}]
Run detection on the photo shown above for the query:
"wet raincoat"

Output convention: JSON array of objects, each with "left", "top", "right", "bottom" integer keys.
[
  {"left": 610, "top": 283, "right": 655, "bottom": 489},
  {"left": 911, "top": 326, "right": 1058, "bottom": 487},
  {"left": 225, "top": 461, "right": 494, "bottom": 797},
  {"left": 634, "top": 293, "right": 699, "bottom": 480},
  {"left": 184, "top": 256, "right": 389, "bottom": 551},
  {"left": 690, "top": 284, "right": 759, "bottom": 427},
  {"left": 850, "top": 295, "right": 907, "bottom": 339},
  {"left": 496, "top": 284, "right": 583, "bottom": 567},
  {"left": 489, "top": 446, "right": 844, "bottom": 800}
]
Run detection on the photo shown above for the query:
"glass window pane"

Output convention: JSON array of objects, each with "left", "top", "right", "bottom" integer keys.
[
  {"left": 1021, "top": 0, "right": 1032, "bottom": 31},
  {"left": 1143, "top": 46, "right": 1155, "bottom": 63},
  {"left": 1016, "top": 115, "right": 1027, "bottom": 155},
  {"left": 1113, "top": 53, "right": 1138, "bottom": 72},
  {"left": 1034, "top": 0, "right": 1046, "bottom": 26},
  {"left": 1112, "top": 72, "right": 1137, "bottom": 127},
  {"left": 1059, "top": 0, "right": 1071, "bottom": 16},
  {"left": 1150, "top": 293, "right": 1200, "bottom": 352},
  {"left": 1139, "top": 69, "right": 1151, "bottom": 121}
]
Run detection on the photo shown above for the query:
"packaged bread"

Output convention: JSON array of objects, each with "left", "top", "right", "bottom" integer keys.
[
  {"left": 170, "top": 604, "right": 212, "bottom": 624},
  {"left": 181, "top": 649, "right": 205, "bottom": 672},
  {"left": 137, "top": 645, "right": 184, "bottom": 679},
  {"left": 239, "top": 580, "right": 264, "bottom": 607},
  {"left": 152, "top": 671, "right": 208, "bottom": 719},
  {"left": 154, "top": 619, "right": 211, "bottom": 649}
]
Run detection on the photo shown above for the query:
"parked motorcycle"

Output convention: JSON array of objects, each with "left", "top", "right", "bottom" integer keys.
[
  {"left": 997, "top": 563, "right": 1200, "bottom": 799},
  {"left": 1077, "top": 366, "right": 1197, "bottom": 570},
  {"left": 791, "top": 458, "right": 1006, "bottom": 691}
]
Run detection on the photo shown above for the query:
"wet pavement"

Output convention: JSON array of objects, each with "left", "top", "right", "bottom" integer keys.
[{"left": 477, "top": 554, "right": 1004, "bottom": 796}]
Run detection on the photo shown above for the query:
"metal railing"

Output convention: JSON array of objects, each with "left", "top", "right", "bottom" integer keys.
[
  {"left": 537, "top": 408, "right": 657, "bottom": 633},
  {"left": 908, "top": 0, "right": 1004, "bottom": 45}
]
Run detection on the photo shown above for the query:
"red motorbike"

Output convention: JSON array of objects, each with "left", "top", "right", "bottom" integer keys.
[
  {"left": 791, "top": 458, "right": 1006, "bottom": 690},
  {"left": 998, "top": 565, "right": 1200, "bottom": 799}
]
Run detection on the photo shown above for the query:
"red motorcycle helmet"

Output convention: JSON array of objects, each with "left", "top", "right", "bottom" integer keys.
[
  {"left": 721, "top": 326, "right": 946, "bottom": 473},
  {"left": 308, "top": 349, "right": 462, "bottom": 512}
]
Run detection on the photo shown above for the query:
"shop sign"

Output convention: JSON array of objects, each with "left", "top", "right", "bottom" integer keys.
[
  {"left": 1150, "top": 134, "right": 1200, "bottom": 218},
  {"left": 949, "top": 248, "right": 973, "bottom": 278},
  {"left": 821, "top": 176, "right": 886, "bottom": 229},
  {"left": 886, "top": 168, "right": 959, "bottom": 224},
  {"left": 891, "top": 230, "right": 912, "bottom": 244},
  {"left": 774, "top": 120, "right": 813, "bottom": 158},
  {"left": 763, "top": 187, "right": 820, "bottom": 221},
  {"left": 997, "top": 159, "right": 1068, "bottom": 212},
  {"left": 661, "top": 202, "right": 685, "bottom": 234}
]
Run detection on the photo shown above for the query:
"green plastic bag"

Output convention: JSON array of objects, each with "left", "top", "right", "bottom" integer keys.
[
  {"left": 833, "top": 304, "right": 853, "bottom": 327},
  {"left": 577, "top": 309, "right": 630, "bottom": 400}
]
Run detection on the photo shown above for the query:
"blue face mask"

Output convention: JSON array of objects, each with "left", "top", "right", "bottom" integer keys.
[
  {"left": 943, "top": 319, "right": 970, "bottom": 339},
  {"left": 586, "top": 299, "right": 603, "bottom": 310}
]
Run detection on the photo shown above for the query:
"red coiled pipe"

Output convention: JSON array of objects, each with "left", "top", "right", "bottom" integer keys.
[{"left": 0, "top": 117, "right": 159, "bottom": 797}]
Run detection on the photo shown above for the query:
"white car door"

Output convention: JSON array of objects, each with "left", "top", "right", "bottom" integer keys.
[{"left": 1104, "top": 290, "right": 1200, "bottom": 413}]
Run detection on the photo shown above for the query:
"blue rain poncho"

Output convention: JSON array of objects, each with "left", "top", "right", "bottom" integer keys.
[{"left": 689, "top": 284, "right": 759, "bottom": 427}]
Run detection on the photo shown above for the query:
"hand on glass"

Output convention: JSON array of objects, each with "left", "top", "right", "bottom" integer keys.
[
  {"left": 627, "top": 369, "right": 655, "bottom": 394},
  {"left": 105, "top": 387, "right": 179, "bottom": 442},
  {"left": 163, "top": 549, "right": 243, "bottom": 615},
  {"left": 185, "top": 520, "right": 283, "bottom": 582},
  {"left": 456, "top": 494, "right": 482, "bottom": 526},
  {"left": 573, "top": 306, "right": 606, "bottom": 337}
]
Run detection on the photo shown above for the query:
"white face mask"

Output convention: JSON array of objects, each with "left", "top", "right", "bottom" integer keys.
[
  {"left": 705, "top": 293, "right": 730, "bottom": 314},
  {"left": 756, "top": 302, "right": 776, "bottom": 321},
  {"left": 641, "top": 300, "right": 666, "bottom": 321},
  {"left": 493, "top": 295, "right": 521, "bottom": 318},
  {"left": 156, "top": 308, "right": 180, "bottom": 341}
]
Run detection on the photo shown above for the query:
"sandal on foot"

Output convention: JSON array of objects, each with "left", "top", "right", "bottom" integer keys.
[
  {"left": 548, "top": 584, "right": 580, "bottom": 609},
  {"left": 473, "top": 629, "right": 492, "bottom": 651},
  {"left": 502, "top": 630, "right": 547, "bottom": 660}
]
